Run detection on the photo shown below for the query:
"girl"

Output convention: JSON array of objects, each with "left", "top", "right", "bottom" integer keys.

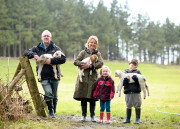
[{"left": 93, "top": 66, "right": 115, "bottom": 123}]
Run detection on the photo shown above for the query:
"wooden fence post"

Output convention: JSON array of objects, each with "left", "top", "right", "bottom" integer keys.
[
  {"left": 12, "top": 62, "right": 21, "bottom": 80},
  {"left": 20, "top": 57, "right": 47, "bottom": 117},
  {"left": 7, "top": 69, "right": 26, "bottom": 103}
]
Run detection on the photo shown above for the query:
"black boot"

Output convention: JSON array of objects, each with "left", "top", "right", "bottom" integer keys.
[
  {"left": 53, "top": 99, "right": 57, "bottom": 114},
  {"left": 134, "top": 108, "right": 141, "bottom": 124},
  {"left": 122, "top": 109, "right": 131, "bottom": 123},
  {"left": 90, "top": 105, "right": 96, "bottom": 122},
  {"left": 81, "top": 106, "right": 87, "bottom": 122},
  {"left": 46, "top": 100, "right": 56, "bottom": 118}
]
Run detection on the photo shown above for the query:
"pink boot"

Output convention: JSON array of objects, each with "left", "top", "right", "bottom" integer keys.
[
  {"left": 99, "top": 112, "right": 104, "bottom": 123},
  {"left": 107, "top": 112, "right": 111, "bottom": 123}
]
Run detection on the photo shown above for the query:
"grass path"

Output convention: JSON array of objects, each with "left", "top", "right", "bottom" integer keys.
[{"left": 0, "top": 58, "right": 180, "bottom": 129}]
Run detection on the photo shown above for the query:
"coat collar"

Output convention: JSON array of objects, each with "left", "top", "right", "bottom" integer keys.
[
  {"left": 37, "top": 41, "right": 55, "bottom": 51},
  {"left": 85, "top": 48, "right": 98, "bottom": 55},
  {"left": 100, "top": 76, "right": 112, "bottom": 81}
]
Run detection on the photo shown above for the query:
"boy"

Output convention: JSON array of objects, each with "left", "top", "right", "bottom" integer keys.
[{"left": 122, "top": 59, "right": 142, "bottom": 124}]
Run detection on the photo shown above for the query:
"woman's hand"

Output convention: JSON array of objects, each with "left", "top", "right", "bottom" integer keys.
[{"left": 81, "top": 62, "right": 90, "bottom": 69}]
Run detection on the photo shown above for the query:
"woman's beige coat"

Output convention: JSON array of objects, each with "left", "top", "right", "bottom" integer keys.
[{"left": 73, "top": 48, "right": 103, "bottom": 101}]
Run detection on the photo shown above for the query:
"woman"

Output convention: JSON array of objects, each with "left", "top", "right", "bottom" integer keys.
[{"left": 73, "top": 35, "right": 103, "bottom": 122}]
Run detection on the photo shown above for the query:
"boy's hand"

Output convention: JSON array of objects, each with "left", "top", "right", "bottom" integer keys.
[
  {"left": 132, "top": 75, "right": 138, "bottom": 82},
  {"left": 123, "top": 77, "right": 130, "bottom": 86},
  {"left": 127, "top": 75, "right": 130, "bottom": 79}
]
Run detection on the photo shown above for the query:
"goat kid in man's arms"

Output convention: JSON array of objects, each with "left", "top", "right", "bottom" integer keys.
[{"left": 37, "top": 51, "right": 64, "bottom": 82}]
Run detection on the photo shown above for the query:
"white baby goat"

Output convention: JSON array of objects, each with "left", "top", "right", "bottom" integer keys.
[
  {"left": 78, "top": 54, "right": 98, "bottom": 82},
  {"left": 37, "top": 51, "right": 64, "bottom": 82},
  {"left": 115, "top": 70, "right": 150, "bottom": 99}
]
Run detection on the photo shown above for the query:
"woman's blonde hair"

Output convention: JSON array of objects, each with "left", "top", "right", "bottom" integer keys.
[
  {"left": 100, "top": 65, "right": 111, "bottom": 76},
  {"left": 85, "top": 35, "right": 98, "bottom": 48}
]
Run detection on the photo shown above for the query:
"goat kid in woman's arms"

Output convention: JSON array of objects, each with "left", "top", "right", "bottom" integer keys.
[
  {"left": 78, "top": 54, "right": 98, "bottom": 82},
  {"left": 115, "top": 70, "right": 150, "bottom": 99},
  {"left": 37, "top": 51, "right": 64, "bottom": 82}
]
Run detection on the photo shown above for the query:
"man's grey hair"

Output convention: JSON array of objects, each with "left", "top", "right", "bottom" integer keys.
[{"left": 41, "top": 30, "right": 52, "bottom": 37}]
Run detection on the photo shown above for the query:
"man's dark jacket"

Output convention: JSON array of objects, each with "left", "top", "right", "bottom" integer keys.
[{"left": 23, "top": 41, "right": 66, "bottom": 80}]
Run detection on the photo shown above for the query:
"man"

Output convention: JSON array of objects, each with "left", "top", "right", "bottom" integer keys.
[{"left": 24, "top": 30, "right": 66, "bottom": 118}]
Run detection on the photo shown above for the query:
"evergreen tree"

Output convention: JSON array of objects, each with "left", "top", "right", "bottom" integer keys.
[
  {"left": 0, "top": 0, "right": 12, "bottom": 57},
  {"left": 118, "top": 1, "right": 132, "bottom": 61},
  {"left": 132, "top": 14, "right": 149, "bottom": 62},
  {"left": 146, "top": 22, "right": 165, "bottom": 63},
  {"left": 110, "top": 0, "right": 122, "bottom": 60},
  {"left": 163, "top": 18, "right": 176, "bottom": 64},
  {"left": 91, "top": 0, "right": 114, "bottom": 60}
]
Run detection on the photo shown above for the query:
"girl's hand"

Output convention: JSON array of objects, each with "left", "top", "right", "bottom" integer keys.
[
  {"left": 110, "top": 94, "right": 114, "bottom": 99},
  {"left": 93, "top": 92, "right": 97, "bottom": 98}
]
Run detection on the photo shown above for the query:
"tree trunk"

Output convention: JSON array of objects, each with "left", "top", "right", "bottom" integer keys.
[
  {"left": 126, "top": 42, "right": 129, "bottom": 61},
  {"left": 161, "top": 54, "right": 165, "bottom": 65},
  {"left": 8, "top": 45, "right": 10, "bottom": 57},
  {"left": 172, "top": 49, "right": 175, "bottom": 64},
  {"left": 3, "top": 44, "right": 6, "bottom": 57},
  {"left": 167, "top": 47, "right": 170, "bottom": 65},
  {"left": 13, "top": 44, "right": 17, "bottom": 57},
  {"left": 139, "top": 46, "right": 142, "bottom": 62},
  {"left": 19, "top": 32, "right": 22, "bottom": 57},
  {"left": 143, "top": 49, "right": 147, "bottom": 62}
]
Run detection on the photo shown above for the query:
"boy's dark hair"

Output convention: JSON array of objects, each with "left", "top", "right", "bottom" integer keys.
[{"left": 129, "top": 59, "right": 138, "bottom": 66}]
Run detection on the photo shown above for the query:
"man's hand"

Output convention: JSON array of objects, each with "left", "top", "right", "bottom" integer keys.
[
  {"left": 44, "top": 58, "right": 51, "bottom": 64},
  {"left": 34, "top": 55, "right": 39, "bottom": 61}
]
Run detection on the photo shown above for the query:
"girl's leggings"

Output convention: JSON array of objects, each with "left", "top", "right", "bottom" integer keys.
[{"left": 100, "top": 100, "right": 111, "bottom": 112}]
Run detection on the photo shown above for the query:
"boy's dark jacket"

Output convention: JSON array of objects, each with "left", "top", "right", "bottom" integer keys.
[
  {"left": 123, "top": 69, "right": 141, "bottom": 94},
  {"left": 93, "top": 76, "right": 115, "bottom": 100}
]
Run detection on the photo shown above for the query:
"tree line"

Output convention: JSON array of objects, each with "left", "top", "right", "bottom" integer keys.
[{"left": 0, "top": 0, "right": 180, "bottom": 65}]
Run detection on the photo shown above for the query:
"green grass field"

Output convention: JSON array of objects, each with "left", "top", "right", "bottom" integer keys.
[{"left": 0, "top": 58, "right": 180, "bottom": 129}]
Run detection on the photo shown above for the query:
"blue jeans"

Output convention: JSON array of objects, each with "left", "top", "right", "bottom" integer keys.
[
  {"left": 100, "top": 100, "right": 111, "bottom": 112},
  {"left": 41, "top": 80, "right": 59, "bottom": 102}
]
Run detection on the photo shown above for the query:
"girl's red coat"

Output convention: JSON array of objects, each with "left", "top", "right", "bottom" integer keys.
[{"left": 93, "top": 76, "right": 115, "bottom": 100}]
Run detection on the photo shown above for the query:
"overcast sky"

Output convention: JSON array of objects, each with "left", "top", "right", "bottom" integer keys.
[{"left": 84, "top": 0, "right": 180, "bottom": 25}]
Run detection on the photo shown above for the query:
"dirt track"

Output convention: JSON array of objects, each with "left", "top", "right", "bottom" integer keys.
[{"left": 55, "top": 114, "right": 139, "bottom": 129}]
